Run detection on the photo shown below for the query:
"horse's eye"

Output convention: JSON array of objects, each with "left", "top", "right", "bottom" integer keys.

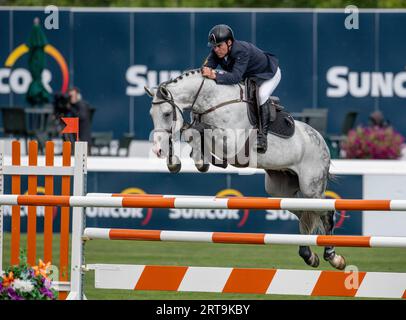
[{"left": 163, "top": 111, "right": 171, "bottom": 118}]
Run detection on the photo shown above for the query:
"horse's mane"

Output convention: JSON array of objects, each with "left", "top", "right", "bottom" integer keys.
[{"left": 163, "top": 68, "right": 202, "bottom": 86}]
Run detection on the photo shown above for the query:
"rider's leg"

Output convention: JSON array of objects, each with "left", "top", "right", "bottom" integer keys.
[
  {"left": 258, "top": 68, "right": 282, "bottom": 105},
  {"left": 256, "top": 68, "right": 281, "bottom": 153}
]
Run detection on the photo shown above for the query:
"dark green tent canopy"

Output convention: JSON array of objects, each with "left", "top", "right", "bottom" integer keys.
[{"left": 26, "top": 18, "right": 50, "bottom": 106}]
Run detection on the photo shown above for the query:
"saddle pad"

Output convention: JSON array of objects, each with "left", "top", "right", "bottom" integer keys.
[{"left": 268, "top": 110, "right": 295, "bottom": 138}]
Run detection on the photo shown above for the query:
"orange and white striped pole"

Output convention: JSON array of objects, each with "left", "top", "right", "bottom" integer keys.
[
  {"left": 83, "top": 227, "right": 406, "bottom": 248},
  {"left": 1, "top": 194, "right": 406, "bottom": 211}
]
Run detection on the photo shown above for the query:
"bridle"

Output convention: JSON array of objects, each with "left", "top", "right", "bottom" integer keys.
[
  {"left": 151, "top": 78, "right": 206, "bottom": 135},
  {"left": 152, "top": 77, "right": 251, "bottom": 135}
]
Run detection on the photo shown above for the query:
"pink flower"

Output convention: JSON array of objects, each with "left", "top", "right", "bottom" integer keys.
[{"left": 342, "top": 125, "right": 405, "bottom": 159}]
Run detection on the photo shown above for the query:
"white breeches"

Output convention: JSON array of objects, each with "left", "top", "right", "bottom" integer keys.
[{"left": 258, "top": 67, "right": 281, "bottom": 105}]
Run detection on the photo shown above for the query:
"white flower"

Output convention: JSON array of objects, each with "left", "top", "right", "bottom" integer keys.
[
  {"left": 44, "top": 278, "right": 52, "bottom": 289},
  {"left": 11, "top": 279, "right": 35, "bottom": 293}
]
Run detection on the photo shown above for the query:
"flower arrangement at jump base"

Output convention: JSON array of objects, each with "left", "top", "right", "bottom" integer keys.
[
  {"left": 0, "top": 256, "right": 57, "bottom": 300},
  {"left": 342, "top": 125, "right": 405, "bottom": 159}
]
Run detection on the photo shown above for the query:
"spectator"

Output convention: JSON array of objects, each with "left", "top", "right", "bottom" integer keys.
[
  {"left": 369, "top": 110, "right": 389, "bottom": 128},
  {"left": 67, "top": 87, "right": 93, "bottom": 149}
]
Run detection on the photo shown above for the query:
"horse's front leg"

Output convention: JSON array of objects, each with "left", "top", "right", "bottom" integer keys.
[
  {"left": 166, "top": 136, "right": 182, "bottom": 174},
  {"left": 184, "top": 128, "right": 210, "bottom": 173},
  {"left": 152, "top": 130, "right": 182, "bottom": 173}
]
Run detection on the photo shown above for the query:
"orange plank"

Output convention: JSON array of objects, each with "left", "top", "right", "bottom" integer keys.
[
  {"left": 316, "top": 235, "right": 371, "bottom": 247},
  {"left": 223, "top": 268, "right": 277, "bottom": 294},
  {"left": 27, "top": 141, "right": 38, "bottom": 266},
  {"left": 335, "top": 199, "right": 390, "bottom": 211},
  {"left": 17, "top": 195, "right": 70, "bottom": 206},
  {"left": 122, "top": 197, "right": 175, "bottom": 208},
  {"left": 44, "top": 142, "right": 54, "bottom": 264},
  {"left": 135, "top": 266, "right": 188, "bottom": 291},
  {"left": 11, "top": 141, "right": 21, "bottom": 265},
  {"left": 212, "top": 232, "right": 266, "bottom": 244},
  {"left": 109, "top": 229, "right": 161, "bottom": 241},
  {"left": 59, "top": 141, "right": 71, "bottom": 300},
  {"left": 312, "top": 270, "right": 366, "bottom": 297},
  {"left": 228, "top": 197, "right": 281, "bottom": 209}
]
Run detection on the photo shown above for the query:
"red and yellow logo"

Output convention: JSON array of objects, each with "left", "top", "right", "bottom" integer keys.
[
  {"left": 120, "top": 187, "right": 152, "bottom": 226},
  {"left": 216, "top": 189, "right": 249, "bottom": 227},
  {"left": 3, "top": 43, "right": 69, "bottom": 93}
]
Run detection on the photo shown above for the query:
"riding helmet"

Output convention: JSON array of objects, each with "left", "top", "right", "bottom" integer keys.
[{"left": 207, "top": 24, "right": 234, "bottom": 47}]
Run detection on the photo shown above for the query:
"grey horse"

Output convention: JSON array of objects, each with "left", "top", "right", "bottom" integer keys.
[{"left": 145, "top": 69, "right": 346, "bottom": 270}]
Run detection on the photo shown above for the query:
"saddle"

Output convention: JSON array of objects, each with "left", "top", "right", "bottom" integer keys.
[{"left": 245, "top": 79, "right": 295, "bottom": 139}]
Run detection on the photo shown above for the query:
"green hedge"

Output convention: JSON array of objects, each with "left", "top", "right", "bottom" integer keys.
[{"left": 1, "top": 0, "right": 406, "bottom": 9}]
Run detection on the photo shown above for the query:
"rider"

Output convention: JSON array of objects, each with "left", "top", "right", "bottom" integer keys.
[{"left": 202, "top": 24, "right": 281, "bottom": 154}]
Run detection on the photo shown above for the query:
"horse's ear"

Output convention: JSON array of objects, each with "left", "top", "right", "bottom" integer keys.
[
  {"left": 159, "top": 86, "right": 170, "bottom": 100},
  {"left": 144, "top": 86, "right": 155, "bottom": 97}
]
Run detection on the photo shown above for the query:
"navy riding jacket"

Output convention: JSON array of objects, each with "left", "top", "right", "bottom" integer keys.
[{"left": 204, "top": 40, "right": 279, "bottom": 85}]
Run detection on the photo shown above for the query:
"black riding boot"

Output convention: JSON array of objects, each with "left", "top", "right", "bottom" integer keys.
[{"left": 257, "top": 100, "right": 271, "bottom": 154}]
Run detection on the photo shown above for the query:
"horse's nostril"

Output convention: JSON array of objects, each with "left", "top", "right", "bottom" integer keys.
[{"left": 157, "top": 149, "right": 162, "bottom": 157}]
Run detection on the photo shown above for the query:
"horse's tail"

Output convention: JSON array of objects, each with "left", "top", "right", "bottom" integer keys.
[
  {"left": 328, "top": 172, "right": 339, "bottom": 183},
  {"left": 327, "top": 159, "right": 340, "bottom": 183},
  {"left": 299, "top": 212, "right": 324, "bottom": 235}
]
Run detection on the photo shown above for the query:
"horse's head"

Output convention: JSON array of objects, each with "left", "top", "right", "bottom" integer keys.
[
  {"left": 146, "top": 69, "right": 205, "bottom": 159},
  {"left": 146, "top": 83, "right": 185, "bottom": 159}
]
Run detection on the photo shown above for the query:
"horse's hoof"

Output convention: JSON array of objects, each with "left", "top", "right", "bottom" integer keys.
[
  {"left": 305, "top": 252, "right": 320, "bottom": 268},
  {"left": 167, "top": 156, "right": 181, "bottom": 174},
  {"left": 327, "top": 254, "right": 346, "bottom": 270},
  {"left": 195, "top": 161, "right": 210, "bottom": 173}
]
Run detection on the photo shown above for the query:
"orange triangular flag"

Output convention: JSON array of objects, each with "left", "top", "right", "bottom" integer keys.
[{"left": 61, "top": 117, "right": 79, "bottom": 141}]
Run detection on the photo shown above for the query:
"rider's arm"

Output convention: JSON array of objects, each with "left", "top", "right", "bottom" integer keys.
[
  {"left": 215, "top": 52, "right": 249, "bottom": 85},
  {"left": 203, "top": 51, "right": 218, "bottom": 69}
]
